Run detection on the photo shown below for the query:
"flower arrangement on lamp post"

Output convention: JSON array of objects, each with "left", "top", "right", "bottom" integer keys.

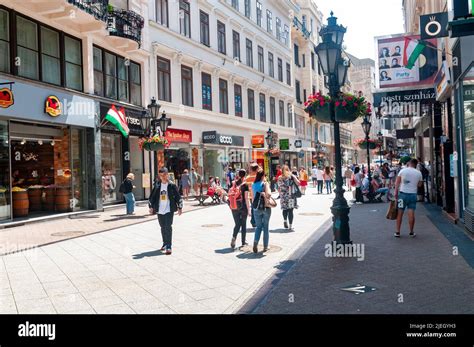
[
  {"left": 354, "top": 138, "right": 381, "bottom": 150},
  {"left": 138, "top": 135, "right": 170, "bottom": 151}
]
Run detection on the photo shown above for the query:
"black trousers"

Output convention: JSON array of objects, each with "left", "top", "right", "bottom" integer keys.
[
  {"left": 158, "top": 212, "right": 174, "bottom": 247},
  {"left": 283, "top": 209, "right": 294, "bottom": 224},
  {"left": 355, "top": 187, "right": 363, "bottom": 203},
  {"left": 232, "top": 209, "right": 248, "bottom": 244}
]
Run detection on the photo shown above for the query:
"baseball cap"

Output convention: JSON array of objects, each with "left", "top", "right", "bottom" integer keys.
[{"left": 159, "top": 167, "right": 169, "bottom": 174}]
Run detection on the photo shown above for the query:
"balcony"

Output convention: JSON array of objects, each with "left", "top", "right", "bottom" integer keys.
[
  {"left": 67, "top": 0, "right": 109, "bottom": 22},
  {"left": 293, "top": 17, "right": 311, "bottom": 40},
  {"left": 107, "top": 8, "right": 144, "bottom": 48}
]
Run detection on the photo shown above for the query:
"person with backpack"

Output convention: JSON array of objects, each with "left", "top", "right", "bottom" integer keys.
[
  {"left": 120, "top": 173, "right": 136, "bottom": 215},
  {"left": 228, "top": 169, "right": 251, "bottom": 249},
  {"left": 252, "top": 169, "right": 273, "bottom": 253},
  {"left": 278, "top": 165, "right": 300, "bottom": 230},
  {"left": 148, "top": 167, "right": 183, "bottom": 255}
]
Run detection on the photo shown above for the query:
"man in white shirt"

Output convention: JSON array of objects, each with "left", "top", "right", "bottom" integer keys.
[
  {"left": 311, "top": 166, "right": 318, "bottom": 188},
  {"left": 394, "top": 159, "right": 423, "bottom": 238},
  {"left": 316, "top": 167, "right": 324, "bottom": 194}
]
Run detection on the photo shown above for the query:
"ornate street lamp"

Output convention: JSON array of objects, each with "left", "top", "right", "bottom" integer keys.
[
  {"left": 361, "top": 115, "right": 372, "bottom": 182},
  {"left": 266, "top": 128, "right": 275, "bottom": 191},
  {"left": 377, "top": 131, "right": 383, "bottom": 165},
  {"left": 158, "top": 110, "right": 171, "bottom": 135},
  {"left": 354, "top": 150, "right": 358, "bottom": 165},
  {"left": 314, "top": 12, "right": 351, "bottom": 245}
]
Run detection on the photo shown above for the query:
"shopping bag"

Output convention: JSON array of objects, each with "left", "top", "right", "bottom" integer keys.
[{"left": 386, "top": 200, "right": 398, "bottom": 220}]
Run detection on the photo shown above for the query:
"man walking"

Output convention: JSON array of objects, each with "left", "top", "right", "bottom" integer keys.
[
  {"left": 394, "top": 159, "right": 423, "bottom": 238},
  {"left": 311, "top": 166, "right": 318, "bottom": 188},
  {"left": 344, "top": 166, "right": 353, "bottom": 191},
  {"left": 149, "top": 167, "right": 183, "bottom": 255},
  {"left": 245, "top": 163, "right": 259, "bottom": 228}
]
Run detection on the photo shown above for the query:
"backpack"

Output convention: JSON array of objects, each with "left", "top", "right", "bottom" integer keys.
[
  {"left": 251, "top": 182, "right": 267, "bottom": 210},
  {"left": 227, "top": 182, "right": 242, "bottom": 210},
  {"left": 420, "top": 164, "right": 429, "bottom": 179},
  {"left": 118, "top": 181, "right": 126, "bottom": 193}
]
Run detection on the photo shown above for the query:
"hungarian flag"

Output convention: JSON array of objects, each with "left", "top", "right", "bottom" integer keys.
[
  {"left": 403, "top": 37, "right": 426, "bottom": 70},
  {"left": 105, "top": 105, "right": 129, "bottom": 138}
]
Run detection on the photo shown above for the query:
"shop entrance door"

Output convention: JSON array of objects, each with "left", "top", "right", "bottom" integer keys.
[
  {"left": 71, "top": 128, "right": 87, "bottom": 211},
  {"left": 129, "top": 136, "right": 144, "bottom": 200}
]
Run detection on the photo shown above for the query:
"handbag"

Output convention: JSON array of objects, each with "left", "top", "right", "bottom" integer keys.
[
  {"left": 263, "top": 183, "right": 277, "bottom": 208},
  {"left": 386, "top": 200, "right": 398, "bottom": 220},
  {"left": 292, "top": 177, "right": 302, "bottom": 198}
]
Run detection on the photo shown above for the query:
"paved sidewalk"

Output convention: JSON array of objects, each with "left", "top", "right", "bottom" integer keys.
[
  {"left": 248, "top": 202, "right": 474, "bottom": 314},
  {"left": 0, "top": 186, "right": 344, "bottom": 314},
  {"left": 0, "top": 199, "right": 209, "bottom": 256}
]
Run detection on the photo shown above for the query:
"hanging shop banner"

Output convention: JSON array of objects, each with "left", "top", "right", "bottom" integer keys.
[
  {"left": 373, "top": 88, "right": 436, "bottom": 118},
  {"left": 166, "top": 128, "right": 192, "bottom": 143},
  {"left": 252, "top": 135, "right": 265, "bottom": 149},
  {"left": 420, "top": 12, "right": 449, "bottom": 40},
  {"left": 375, "top": 34, "right": 438, "bottom": 89},
  {"left": 294, "top": 140, "right": 303, "bottom": 148},
  {"left": 396, "top": 129, "right": 416, "bottom": 139},
  {"left": 100, "top": 103, "right": 144, "bottom": 136},
  {"left": 0, "top": 82, "right": 14, "bottom": 108},
  {"left": 45, "top": 95, "right": 62, "bottom": 117},
  {"left": 435, "top": 61, "right": 452, "bottom": 101}
]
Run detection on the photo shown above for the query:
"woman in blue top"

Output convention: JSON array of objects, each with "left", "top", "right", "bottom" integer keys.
[{"left": 252, "top": 169, "right": 272, "bottom": 253}]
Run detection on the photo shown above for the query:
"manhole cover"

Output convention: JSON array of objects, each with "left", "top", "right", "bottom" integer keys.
[
  {"left": 299, "top": 212, "right": 325, "bottom": 216},
  {"left": 240, "top": 244, "right": 282, "bottom": 253},
  {"left": 51, "top": 231, "right": 85, "bottom": 237},
  {"left": 201, "top": 224, "right": 224, "bottom": 228},
  {"left": 340, "top": 284, "right": 377, "bottom": 295}
]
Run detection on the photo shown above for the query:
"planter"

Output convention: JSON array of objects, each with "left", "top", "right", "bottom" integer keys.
[
  {"left": 358, "top": 142, "right": 378, "bottom": 150},
  {"left": 335, "top": 106, "right": 359, "bottom": 123},
  {"left": 55, "top": 187, "right": 72, "bottom": 212},
  {"left": 143, "top": 142, "right": 165, "bottom": 151},
  {"left": 28, "top": 188, "right": 43, "bottom": 212},
  {"left": 12, "top": 191, "right": 29, "bottom": 217},
  {"left": 307, "top": 104, "right": 332, "bottom": 124},
  {"left": 42, "top": 187, "right": 56, "bottom": 211}
]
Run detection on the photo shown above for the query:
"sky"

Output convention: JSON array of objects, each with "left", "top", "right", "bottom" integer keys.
[{"left": 316, "top": 0, "right": 405, "bottom": 60}]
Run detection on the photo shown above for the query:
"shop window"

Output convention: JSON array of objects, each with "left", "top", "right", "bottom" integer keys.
[
  {"left": 202, "top": 72, "right": 212, "bottom": 111},
  {"left": 463, "top": 72, "right": 474, "bottom": 209},
  {"left": 0, "top": 120, "right": 10, "bottom": 221},
  {"left": 181, "top": 65, "right": 193, "bottom": 107},
  {"left": 157, "top": 56, "right": 171, "bottom": 102},
  {"left": 248, "top": 89, "right": 255, "bottom": 120},
  {"left": 0, "top": 9, "right": 10, "bottom": 73},
  {"left": 101, "top": 132, "right": 122, "bottom": 204},
  {"left": 64, "top": 36, "right": 83, "bottom": 91},
  {"left": 235, "top": 84, "right": 242, "bottom": 117},
  {"left": 17, "top": 16, "right": 39, "bottom": 80},
  {"left": 40, "top": 27, "right": 60, "bottom": 85}
]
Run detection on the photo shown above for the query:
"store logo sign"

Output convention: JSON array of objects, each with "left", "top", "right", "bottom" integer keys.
[
  {"left": 45, "top": 95, "right": 62, "bottom": 117},
  {"left": 420, "top": 12, "right": 449, "bottom": 40},
  {"left": 219, "top": 135, "right": 233, "bottom": 145},
  {"left": 0, "top": 82, "right": 14, "bottom": 108}
]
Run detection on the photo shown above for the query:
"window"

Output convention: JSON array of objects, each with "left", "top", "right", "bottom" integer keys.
[
  {"left": 312, "top": 85, "right": 316, "bottom": 94},
  {"left": 245, "top": 0, "right": 251, "bottom": 18},
  {"left": 276, "top": 17, "right": 281, "bottom": 41},
  {"left": 248, "top": 89, "right": 255, "bottom": 119},
  {"left": 270, "top": 97, "right": 276, "bottom": 124},
  {"left": 202, "top": 72, "right": 212, "bottom": 111},
  {"left": 256, "top": 1, "right": 262, "bottom": 27},
  {"left": 157, "top": 56, "right": 171, "bottom": 102},
  {"left": 318, "top": 60, "right": 321, "bottom": 75},
  {"left": 294, "top": 44, "right": 300, "bottom": 66},
  {"left": 219, "top": 79, "right": 228, "bottom": 114},
  {"left": 0, "top": 9, "right": 10, "bottom": 73},
  {"left": 311, "top": 52, "right": 315, "bottom": 70},
  {"left": 246, "top": 39, "right": 253, "bottom": 68},
  {"left": 259, "top": 93, "right": 266, "bottom": 122},
  {"left": 94, "top": 47, "right": 141, "bottom": 105},
  {"left": 279, "top": 100, "right": 285, "bottom": 126},
  {"left": 179, "top": 0, "right": 190, "bottom": 38},
  {"left": 268, "top": 52, "right": 274, "bottom": 78},
  {"left": 156, "top": 0, "right": 169, "bottom": 27},
  {"left": 302, "top": 54, "right": 305, "bottom": 67},
  {"left": 303, "top": 89, "right": 307, "bottom": 103},
  {"left": 200, "top": 11, "right": 210, "bottom": 46},
  {"left": 258, "top": 46, "right": 264, "bottom": 73},
  {"left": 295, "top": 80, "right": 301, "bottom": 103},
  {"left": 283, "top": 25, "right": 289, "bottom": 46},
  {"left": 233, "top": 30, "right": 240, "bottom": 60},
  {"left": 286, "top": 62, "right": 291, "bottom": 85},
  {"left": 277, "top": 58, "right": 283, "bottom": 82},
  {"left": 64, "top": 36, "right": 83, "bottom": 91},
  {"left": 234, "top": 84, "right": 242, "bottom": 117},
  {"left": 266, "top": 10, "right": 272, "bottom": 33},
  {"left": 217, "top": 21, "right": 226, "bottom": 54},
  {"left": 287, "top": 104, "right": 293, "bottom": 128},
  {"left": 16, "top": 16, "right": 39, "bottom": 80},
  {"left": 232, "top": 0, "right": 239, "bottom": 10},
  {"left": 181, "top": 65, "right": 193, "bottom": 106},
  {"left": 40, "top": 26, "right": 60, "bottom": 85}
]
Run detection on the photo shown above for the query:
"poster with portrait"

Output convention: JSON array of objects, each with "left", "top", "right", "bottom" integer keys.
[{"left": 375, "top": 34, "right": 438, "bottom": 89}]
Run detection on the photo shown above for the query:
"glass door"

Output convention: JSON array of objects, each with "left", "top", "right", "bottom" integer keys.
[
  {"left": 71, "top": 128, "right": 87, "bottom": 211},
  {"left": 129, "top": 136, "right": 144, "bottom": 200},
  {"left": 0, "top": 120, "right": 10, "bottom": 221}
]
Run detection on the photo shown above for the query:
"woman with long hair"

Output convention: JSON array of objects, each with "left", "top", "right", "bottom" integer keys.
[
  {"left": 252, "top": 169, "right": 272, "bottom": 253},
  {"left": 278, "top": 165, "right": 300, "bottom": 230},
  {"left": 230, "top": 170, "right": 251, "bottom": 249},
  {"left": 323, "top": 166, "right": 333, "bottom": 194},
  {"left": 299, "top": 167, "right": 308, "bottom": 195},
  {"left": 354, "top": 166, "right": 364, "bottom": 204}
]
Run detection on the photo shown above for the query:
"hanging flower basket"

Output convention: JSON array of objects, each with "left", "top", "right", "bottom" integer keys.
[
  {"left": 304, "top": 92, "right": 333, "bottom": 123},
  {"left": 139, "top": 136, "right": 170, "bottom": 151},
  {"left": 354, "top": 138, "right": 380, "bottom": 150},
  {"left": 265, "top": 149, "right": 281, "bottom": 157}
]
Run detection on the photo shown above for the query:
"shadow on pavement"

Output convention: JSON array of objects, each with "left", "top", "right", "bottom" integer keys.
[
  {"left": 104, "top": 216, "right": 148, "bottom": 222},
  {"left": 270, "top": 228, "right": 296, "bottom": 234},
  {"left": 236, "top": 252, "right": 266, "bottom": 259},
  {"left": 214, "top": 248, "right": 235, "bottom": 254},
  {"left": 132, "top": 250, "right": 165, "bottom": 259}
]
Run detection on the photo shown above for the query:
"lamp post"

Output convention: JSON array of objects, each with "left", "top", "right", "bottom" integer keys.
[
  {"left": 315, "top": 12, "right": 351, "bottom": 245},
  {"left": 377, "top": 131, "right": 383, "bottom": 165},
  {"left": 266, "top": 128, "right": 276, "bottom": 191},
  {"left": 361, "top": 115, "right": 372, "bottom": 182},
  {"left": 354, "top": 150, "right": 358, "bottom": 165}
]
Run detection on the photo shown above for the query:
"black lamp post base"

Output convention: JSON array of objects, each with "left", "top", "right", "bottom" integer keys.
[{"left": 331, "top": 188, "right": 352, "bottom": 244}]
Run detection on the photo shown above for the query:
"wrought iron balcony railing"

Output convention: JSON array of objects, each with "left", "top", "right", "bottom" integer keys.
[
  {"left": 293, "top": 17, "right": 311, "bottom": 40},
  {"left": 67, "top": 0, "right": 109, "bottom": 22},
  {"left": 107, "top": 8, "right": 144, "bottom": 47}
]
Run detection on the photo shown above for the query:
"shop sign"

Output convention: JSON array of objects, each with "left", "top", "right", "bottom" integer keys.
[
  {"left": 202, "top": 131, "right": 244, "bottom": 146},
  {"left": 373, "top": 88, "right": 436, "bottom": 118},
  {"left": 280, "top": 139, "right": 290, "bottom": 150},
  {"left": 45, "top": 95, "right": 62, "bottom": 117},
  {"left": 294, "top": 140, "right": 303, "bottom": 148},
  {"left": 252, "top": 135, "right": 265, "bottom": 149},
  {"left": 166, "top": 128, "right": 192, "bottom": 143},
  {"left": 0, "top": 82, "right": 14, "bottom": 108},
  {"left": 435, "top": 61, "right": 451, "bottom": 101},
  {"left": 100, "top": 103, "right": 144, "bottom": 136},
  {"left": 420, "top": 12, "right": 449, "bottom": 40},
  {"left": 464, "top": 85, "right": 474, "bottom": 101}
]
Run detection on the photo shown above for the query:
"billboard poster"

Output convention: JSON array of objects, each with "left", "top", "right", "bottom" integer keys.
[{"left": 375, "top": 34, "right": 438, "bottom": 89}]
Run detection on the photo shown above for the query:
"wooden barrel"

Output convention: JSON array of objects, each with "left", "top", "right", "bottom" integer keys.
[
  {"left": 55, "top": 187, "right": 71, "bottom": 212},
  {"left": 42, "top": 188, "right": 55, "bottom": 211},
  {"left": 28, "top": 188, "right": 42, "bottom": 211},
  {"left": 12, "top": 191, "right": 29, "bottom": 217}
]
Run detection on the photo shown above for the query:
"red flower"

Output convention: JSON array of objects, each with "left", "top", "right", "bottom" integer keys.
[
  {"left": 342, "top": 101, "right": 347, "bottom": 107},
  {"left": 354, "top": 103, "right": 358, "bottom": 107},
  {"left": 335, "top": 101, "right": 340, "bottom": 107}
]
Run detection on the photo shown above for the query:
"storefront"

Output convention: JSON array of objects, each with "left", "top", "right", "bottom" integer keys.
[
  {"left": 0, "top": 77, "right": 96, "bottom": 222},
  {"left": 279, "top": 138, "right": 298, "bottom": 169},
  {"left": 251, "top": 135, "right": 266, "bottom": 169},
  {"left": 158, "top": 128, "right": 193, "bottom": 184},
  {"left": 203, "top": 131, "right": 246, "bottom": 188},
  {"left": 100, "top": 103, "right": 146, "bottom": 204}
]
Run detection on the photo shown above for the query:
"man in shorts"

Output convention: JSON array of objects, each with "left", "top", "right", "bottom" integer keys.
[{"left": 394, "top": 159, "right": 423, "bottom": 238}]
